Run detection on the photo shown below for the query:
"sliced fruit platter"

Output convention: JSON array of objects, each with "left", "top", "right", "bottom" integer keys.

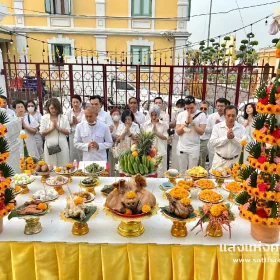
[
  {"left": 198, "top": 189, "right": 224, "bottom": 204},
  {"left": 55, "top": 163, "right": 76, "bottom": 175},
  {"left": 194, "top": 179, "right": 216, "bottom": 189}
]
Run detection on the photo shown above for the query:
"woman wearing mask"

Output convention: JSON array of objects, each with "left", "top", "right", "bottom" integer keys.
[
  {"left": 116, "top": 110, "right": 140, "bottom": 149},
  {"left": 65, "top": 95, "right": 84, "bottom": 162},
  {"left": 13, "top": 100, "right": 40, "bottom": 159},
  {"left": 26, "top": 100, "right": 43, "bottom": 158},
  {"left": 241, "top": 103, "right": 257, "bottom": 163},
  {"left": 169, "top": 99, "right": 185, "bottom": 170},
  {"left": 40, "top": 98, "right": 70, "bottom": 166},
  {"left": 109, "top": 108, "right": 122, "bottom": 176},
  {"left": 142, "top": 106, "right": 168, "bottom": 177}
]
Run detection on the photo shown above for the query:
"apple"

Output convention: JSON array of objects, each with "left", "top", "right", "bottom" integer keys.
[{"left": 148, "top": 149, "right": 157, "bottom": 158}]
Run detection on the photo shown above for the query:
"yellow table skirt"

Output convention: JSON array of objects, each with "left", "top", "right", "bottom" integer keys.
[{"left": 0, "top": 243, "right": 279, "bottom": 280}]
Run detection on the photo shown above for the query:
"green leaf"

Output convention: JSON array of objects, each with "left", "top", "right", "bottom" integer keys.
[
  {"left": 248, "top": 199, "right": 257, "bottom": 213},
  {"left": 269, "top": 202, "right": 278, "bottom": 218},
  {"left": 0, "top": 163, "right": 14, "bottom": 178},
  {"left": 235, "top": 191, "right": 250, "bottom": 205},
  {"left": 160, "top": 207, "right": 198, "bottom": 221},
  {"left": 246, "top": 141, "right": 261, "bottom": 159},
  {"left": 239, "top": 166, "right": 256, "bottom": 181},
  {"left": 0, "top": 137, "right": 9, "bottom": 153},
  {"left": 269, "top": 176, "right": 276, "bottom": 191},
  {"left": 0, "top": 111, "right": 9, "bottom": 125},
  {"left": 269, "top": 115, "right": 277, "bottom": 133},
  {"left": 8, "top": 203, "right": 50, "bottom": 220},
  {"left": 252, "top": 114, "right": 268, "bottom": 130},
  {"left": 4, "top": 188, "right": 15, "bottom": 205},
  {"left": 269, "top": 85, "right": 276, "bottom": 105},
  {"left": 250, "top": 172, "right": 258, "bottom": 188},
  {"left": 254, "top": 83, "right": 267, "bottom": 99}
]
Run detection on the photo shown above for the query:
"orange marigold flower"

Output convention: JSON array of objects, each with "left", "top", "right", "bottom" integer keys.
[
  {"left": 268, "top": 164, "right": 277, "bottom": 174},
  {"left": 125, "top": 208, "right": 132, "bottom": 215},
  {"left": 126, "top": 191, "right": 136, "bottom": 199},
  {"left": 19, "top": 132, "right": 28, "bottom": 140},
  {"left": 240, "top": 139, "right": 248, "bottom": 146},
  {"left": 37, "top": 203, "right": 47, "bottom": 210},
  {"left": 142, "top": 204, "right": 151, "bottom": 213},
  {"left": 74, "top": 197, "right": 83, "bottom": 205}
]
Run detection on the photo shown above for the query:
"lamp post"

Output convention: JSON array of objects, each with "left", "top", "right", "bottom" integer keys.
[{"left": 207, "top": 0, "right": 213, "bottom": 47}]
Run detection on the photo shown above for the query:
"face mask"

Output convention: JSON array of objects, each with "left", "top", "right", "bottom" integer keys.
[
  {"left": 27, "top": 107, "right": 35, "bottom": 113},
  {"left": 113, "top": 115, "right": 120, "bottom": 122},
  {"left": 177, "top": 108, "right": 184, "bottom": 113}
]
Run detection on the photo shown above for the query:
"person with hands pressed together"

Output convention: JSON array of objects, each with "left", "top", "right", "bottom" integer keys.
[
  {"left": 65, "top": 95, "right": 84, "bottom": 162},
  {"left": 210, "top": 105, "right": 246, "bottom": 169},
  {"left": 176, "top": 96, "right": 207, "bottom": 174},
  {"left": 142, "top": 106, "right": 168, "bottom": 177},
  {"left": 74, "top": 107, "right": 113, "bottom": 161},
  {"left": 14, "top": 99, "right": 40, "bottom": 159},
  {"left": 40, "top": 98, "right": 70, "bottom": 166},
  {"left": 116, "top": 110, "right": 140, "bottom": 149}
]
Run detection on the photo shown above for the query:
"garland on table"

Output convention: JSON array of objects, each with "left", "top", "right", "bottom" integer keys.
[
  {"left": 0, "top": 98, "right": 16, "bottom": 218},
  {"left": 231, "top": 139, "right": 248, "bottom": 177},
  {"left": 19, "top": 131, "right": 36, "bottom": 171}
]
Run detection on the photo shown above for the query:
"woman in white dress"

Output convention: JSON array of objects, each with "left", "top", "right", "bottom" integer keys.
[
  {"left": 65, "top": 95, "right": 84, "bottom": 162},
  {"left": 13, "top": 100, "right": 40, "bottom": 159},
  {"left": 109, "top": 108, "right": 122, "bottom": 176},
  {"left": 40, "top": 98, "right": 70, "bottom": 166},
  {"left": 116, "top": 110, "right": 140, "bottom": 150},
  {"left": 26, "top": 100, "right": 43, "bottom": 158},
  {"left": 241, "top": 103, "right": 257, "bottom": 163},
  {"left": 142, "top": 106, "right": 168, "bottom": 177}
]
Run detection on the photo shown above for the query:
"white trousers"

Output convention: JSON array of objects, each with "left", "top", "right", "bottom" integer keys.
[
  {"left": 178, "top": 152, "right": 199, "bottom": 174},
  {"left": 157, "top": 154, "right": 167, "bottom": 178},
  {"left": 207, "top": 141, "right": 215, "bottom": 170}
]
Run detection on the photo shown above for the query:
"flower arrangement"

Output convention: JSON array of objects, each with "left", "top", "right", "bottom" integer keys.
[
  {"left": 19, "top": 131, "right": 36, "bottom": 171},
  {"left": 235, "top": 43, "right": 280, "bottom": 243},
  {"left": 0, "top": 98, "right": 16, "bottom": 220},
  {"left": 119, "top": 131, "right": 163, "bottom": 176},
  {"left": 191, "top": 203, "right": 235, "bottom": 238}
]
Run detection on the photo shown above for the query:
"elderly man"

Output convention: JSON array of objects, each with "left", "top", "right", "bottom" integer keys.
[
  {"left": 176, "top": 95, "right": 207, "bottom": 173},
  {"left": 74, "top": 107, "right": 113, "bottom": 161},
  {"left": 210, "top": 105, "right": 246, "bottom": 169},
  {"left": 128, "top": 97, "right": 145, "bottom": 126},
  {"left": 0, "top": 95, "right": 15, "bottom": 117}
]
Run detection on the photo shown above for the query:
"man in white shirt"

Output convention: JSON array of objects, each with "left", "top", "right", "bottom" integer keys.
[
  {"left": 210, "top": 105, "right": 246, "bottom": 170},
  {"left": 0, "top": 95, "right": 15, "bottom": 117},
  {"left": 128, "top": 97, "right": 145, "bottom": 126},
  {"left": 199, "top": 101, "right": 209, "bottom": 168},
  {"left": 176, "top": 95, "right": 207, "bottom": 174},
  {"left": 87, "top": 95, "right": 114, "bottom": 132},
  {"left": 205, "top": 98, "right": 228, "bottom": 169},
  {"left": 74, "top": 107, "right": 113, "bottom": 161},
  {"left": 145, "top": 97, "right": 169, "bottom": 125}
]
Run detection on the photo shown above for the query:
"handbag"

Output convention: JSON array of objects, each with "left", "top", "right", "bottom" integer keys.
[{"left": 46, "top": 116, "right": 61, "bottom": 155}]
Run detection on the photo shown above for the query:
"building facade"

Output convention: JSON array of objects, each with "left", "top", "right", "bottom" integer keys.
[{"left": 0, "top": 0, "right": 191, "bottom": 64}]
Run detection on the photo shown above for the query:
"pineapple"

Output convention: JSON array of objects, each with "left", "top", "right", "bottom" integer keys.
[{"left": 137, "top": 131, "right": 155, "bottom": 157}]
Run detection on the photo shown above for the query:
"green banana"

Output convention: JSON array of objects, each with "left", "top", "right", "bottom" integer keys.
[
  {"left": 143, "top": 165, "right": 149, "bottom": 174},
  {"left": 128, "top": 162, "right": 135, "bottom": 174},
  {"left": 133, "top": 163, "right": 139, "bottom": 174},
  {"left": 139, "top": 164, "right": 144, "bottom": 175}
]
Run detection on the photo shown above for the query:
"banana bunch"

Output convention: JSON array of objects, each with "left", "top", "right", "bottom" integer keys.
[{"left": 119, "top": 153, "right": 155, "bottom": 175}]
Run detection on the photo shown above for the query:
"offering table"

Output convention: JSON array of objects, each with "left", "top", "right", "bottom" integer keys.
[{"left": 0, "top": 176, "right": 279, "bottom": 280}]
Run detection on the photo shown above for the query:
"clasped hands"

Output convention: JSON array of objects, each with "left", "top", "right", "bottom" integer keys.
[
  {"left": 227, "top": 128, "right": 234, "bottom": 139},
  {"left": 88, "top": 140, "right": 99, "bottom": 150}
]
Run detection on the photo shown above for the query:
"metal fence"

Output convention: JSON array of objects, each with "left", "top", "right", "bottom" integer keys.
[{"left": 3, "top": 55, "right": 275, "bottom": 115}]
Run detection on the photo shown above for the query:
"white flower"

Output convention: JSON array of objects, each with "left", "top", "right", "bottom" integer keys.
[
  {"left": 271, "top": 77, "right": 276, "bottom": 83},
  {"left": 20, "top": 130, "right": 26, "bottom": 135}
]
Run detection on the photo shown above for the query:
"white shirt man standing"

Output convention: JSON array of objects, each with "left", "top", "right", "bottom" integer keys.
[
  {"left": 0, "top": 95, "right": 15, "bottom": 117},
  {"left": 176, "top": 96, "right": 207, "bottom": 174},
  {"left": 74, "top": 107, "right": 113, "bottom": 161},
  {"left": 210, "top": 105, "right": 246, "bottom": 169},
  {"left": 206, "top": 98, "right": 228, "bottom": 169},
  {"left": 199, "top": 101, "right": 209, "bottom": 168}
]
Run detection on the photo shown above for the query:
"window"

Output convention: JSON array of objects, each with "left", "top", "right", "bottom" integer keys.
[
  {"left": 45, "top": 0, "right": 71, "bottom": 15},
  {"left": 51, "top": 44, "right": 71, "bottom": 63},
  {"left": 116, "top": 81, "right": 135, "bottom": 91},
  {"left": 131, "top": 0, "right": 152, "bottom": 17},
  {"left": 131, "top": 46, "right": 151, "bottom": 65}
]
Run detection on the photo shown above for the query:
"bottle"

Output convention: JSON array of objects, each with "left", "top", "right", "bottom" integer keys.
[{"left": 73, "top": 159, "right": 78, "bottom": 169}]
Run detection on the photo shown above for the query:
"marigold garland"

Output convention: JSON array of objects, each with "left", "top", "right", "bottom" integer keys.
[
  {"left": 0, "top": 124, "right": 7, "bottom": 137},
  {"left": 0, "top": 200, "right": 16, "bottom": 218},
  {"left": 252, "top": 129, "right": 280, "bottom": 146},
  {"left": 241, "top": 181, "right": 280, "bottom": 203},
  {"left": 142, "top": 204, "right": 151, "bottom": 213},
  {"left": 0, "top": 177, "right": 11, "bottom": 192},
  {"left": 248, "top": 157, "right": 280, "bottom": 175},
  {"left": 256, "top": 102, "right": 280, "bottom": 115},
  {"left": 0, "top": 152, "right": 10, "bottom": 163},
  {"left": 239, "top": 205, "right": 280, "bottom": 227}
]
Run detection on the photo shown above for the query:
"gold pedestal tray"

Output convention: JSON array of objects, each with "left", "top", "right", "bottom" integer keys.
[
  {"left": 80, "top": 179, "right": 101, "bottom": 195},
  {"left": 164, "top": 171, "right": 182, "bottom": 185},
  {"left": 161, "top": 208, "right": 199, "bottom": 238},
  {"left": 20, "top": 185, "right": 30, "bottom": 194},
  {"left": 206, "top": 223, "right": 223, "bottom": 237},
  {"left": 53, "top": 186, "right": 64, "bottom": 195},
  {"left": 24, "top": 217, "right": 42, "bottom": 235},
  {"left": 60, "top": 206, "right": 98, "bottom": 236},
  {"left": 103, "top": 205, "right": 159, "bottom": 238},
  {"left": 210, "top": 171, "right": 231, "bottom": 188},
  {"left": 45, "top": 177, "right": 69, "bottom": 195}
]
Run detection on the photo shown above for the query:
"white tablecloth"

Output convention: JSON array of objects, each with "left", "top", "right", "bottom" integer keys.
[{"left": 1, "top": 176, "right": 277, "bottom": 245}]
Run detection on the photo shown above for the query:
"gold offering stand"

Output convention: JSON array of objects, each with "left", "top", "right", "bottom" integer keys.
[
  {"left": 161, "top": 208, "right": 199, "bottom": 238},
  {"left": 82, "top": 170, "right": 104, "bottom": 194},
  {"left": 16, "top": 179, "right": 35, "bottom": 195},
  {"left": 60, "top": 206, "right": 98, "bottom": 236},
  {"left": 103, "top": 205, "right": 159, "bottom": 238},
  {"left": 45, "top": 177, "right": 69, "bottom": 195},
  {"left": 164, "top": 171, "right": 182, "bottom": 185},
  {"left": 210, "top": 172, "right": 231, "bottom": 188},
  {"left": 36, "top": 170, "right": 53, "bottom": 183},
  {"left": 55, "top": 168, "right": 77, "bottom": 184}
]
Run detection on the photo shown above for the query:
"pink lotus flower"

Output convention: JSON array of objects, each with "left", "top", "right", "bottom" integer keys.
[
  {"left": 259, "top": 96, "right": 269, "bottom": 105},
  {"left": 0, "top": 176, "right": 4, "bottom": 182},
  {"left": 259, "top": 127, "right": 268, "bottom": 134},
  {"left": 243, "top": 203, "right": 250, "bottom": 210},
  {"left": 246, "top": 178, "right": 251, "bottom": 186},
  {"left": 272, "top": 129, "right": 280, "bottom": 139},
  {"left": 267, "top": 85, "right": 273, "bottom": 94},
  {"left": 277, "top": 86, "right": 280, "bottom": 93},
  {"left": 258, "top": 183, "right": 268, "bottom": 192},
  {"left": 276, "top": 99, "right": 280, "bottom": 105},
  {"left": 276, "top": 183, "right": 280, "bottom": 192}
]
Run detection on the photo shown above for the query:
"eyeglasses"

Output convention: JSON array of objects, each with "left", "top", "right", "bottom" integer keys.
[
  {"left": 27, "top": 105, "right": 35, "bottom": 107},
  {"left": 200, "top": 107, "right": 208, "bottom": 111}
]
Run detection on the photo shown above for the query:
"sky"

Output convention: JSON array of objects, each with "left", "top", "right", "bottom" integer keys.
[{"left": 187, "top": 0, "right": 280, "bottom": 50}]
